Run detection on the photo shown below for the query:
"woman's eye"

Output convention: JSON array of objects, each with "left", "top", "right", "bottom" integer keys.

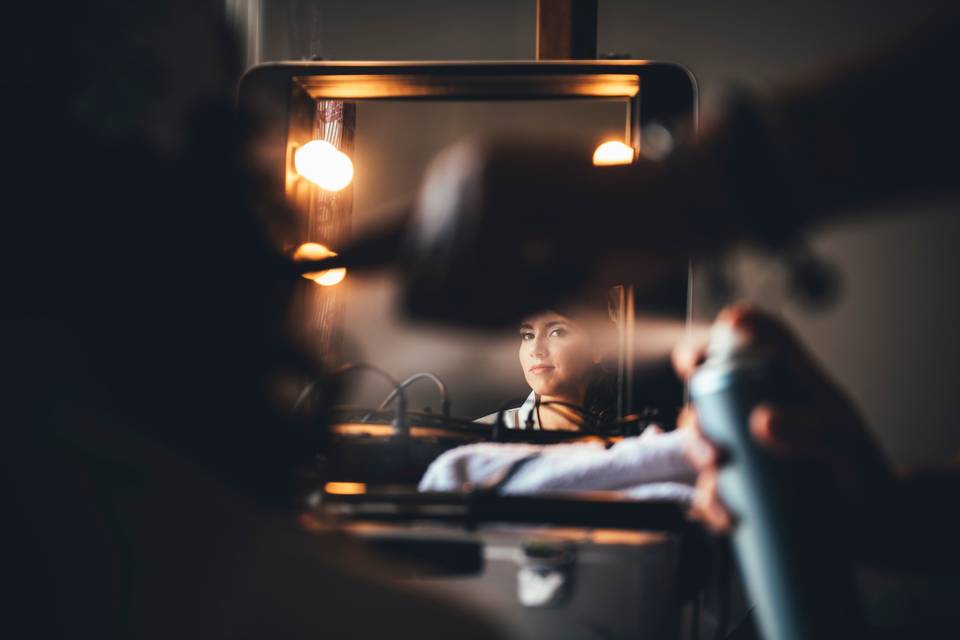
[
  {"left": 521, "top": 332, "right": 535, "bottom": 341},
  {"left": 549, "top": 327, "right": 568, "bottom": 338}
]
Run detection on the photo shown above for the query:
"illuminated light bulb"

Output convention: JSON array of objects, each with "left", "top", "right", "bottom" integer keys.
[
  {"left": 293, "top": 242, "right": 347, "bottom": 287},
  {"left": 313, "top": 269, "right": 347, "bottom": 287},
  {"left": 293, "top": 139, "right": 354, "bottom": 191},
  {"left": 592, "top": 140, "right": 635, "bottom": 166}
]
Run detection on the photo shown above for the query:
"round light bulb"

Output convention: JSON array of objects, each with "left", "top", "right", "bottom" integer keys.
[
  {"left": 293, "top": 242, "right": 347, "bottom": 287},
  {"left": 592, "top": 140, "right": 635, "bottom": 166},
  {"left": 293, "top": 140, "right": 354, "bottom": 191}
]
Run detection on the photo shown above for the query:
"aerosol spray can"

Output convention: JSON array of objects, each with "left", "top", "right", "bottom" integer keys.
[{"left": 689, "top": 324, "right": 860, "bottom": 640}]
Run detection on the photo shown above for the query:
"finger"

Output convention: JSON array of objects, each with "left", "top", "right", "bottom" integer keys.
[
  {"left": 690, "top": 471, "right": 735, "bottom": 534},
  {"left": 702, "top": 473, "right": 735, "bottom": 533},
  {"left": 676, "top": 405, "right": 699, "bottom": 432},
  {"left": 715, "top": 303, "right": 797, "bottom": 353},
  {"left": 679, "top": 407, "right": 729, "bottom": 470},
  {"left": 671, "top": 338, "right": 709, "bottom": 380},
  {"left": 684, "top": 431, "right": 720, "bottom": 471},
  {"left": 749, "top": 404, "right": 830, "bottom": 456}
]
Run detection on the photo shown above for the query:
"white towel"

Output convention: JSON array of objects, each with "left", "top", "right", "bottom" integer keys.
[{"left": 418, "top": 429, "right": 696, "bottom": 504}]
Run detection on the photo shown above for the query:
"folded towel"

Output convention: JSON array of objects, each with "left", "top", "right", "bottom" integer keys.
[
  {"left": 619, "top": 481, "right": 696, "bottom": 504},
  {"left": 418, "top": 430, "right": 697, "bottom": 504}
]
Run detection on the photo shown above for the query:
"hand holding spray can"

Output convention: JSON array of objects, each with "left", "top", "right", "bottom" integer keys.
[{"left": 689, "top": 321, "right": 860, "bottom": 640}]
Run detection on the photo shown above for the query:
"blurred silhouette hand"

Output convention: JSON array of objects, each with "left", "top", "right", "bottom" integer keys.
[{"left": 673, "top": 304, "right": 891, "bottom": 533}]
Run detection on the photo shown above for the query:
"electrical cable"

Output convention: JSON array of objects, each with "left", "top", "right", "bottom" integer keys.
[
  {"left": 375, "top": 371, "right": 450, "bottom": 417},
  {"left": 535, "top": 399, "right": 601, "bottom": 431},
  {"left": 525, "top": 394, "right": 539, "bottom": 430},
  {"left": 296, "top": 362, "right": 407, "bottom": 431}
]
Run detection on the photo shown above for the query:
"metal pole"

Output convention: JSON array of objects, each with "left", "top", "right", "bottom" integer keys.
[{"left": 535, "top": 0, "right": 598, "bottom": 60}]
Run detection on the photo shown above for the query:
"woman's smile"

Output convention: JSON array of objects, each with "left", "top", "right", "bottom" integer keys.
[{"left": 528, "top": 364, "right": 555, "bottom": 374}]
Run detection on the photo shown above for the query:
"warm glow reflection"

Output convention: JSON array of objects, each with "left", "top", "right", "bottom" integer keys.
[
  {"left": 324, "top": 482, "right": 367, "bottom": 495},
  {"left": 592, "top": 140, "right": 635, "bottom": 166},
  {"left": 293, "top": 139, "right": 354, "bottom": 191},
  {"left": 296, "top": 74, "right": 640, "bottom": 100},
  {"left": 591, "top": 529, "right": 667, "bottom": 546},
  {"left": 313, "top": 269, "right": 347, "bottom": 286},
  {"left": 293, "top": 242, "right": 347, "bottom": 286}
]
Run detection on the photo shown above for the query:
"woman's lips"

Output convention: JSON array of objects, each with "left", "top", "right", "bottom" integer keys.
[{"left": 528, "top": 365, "right": 555, "bottom": 374}]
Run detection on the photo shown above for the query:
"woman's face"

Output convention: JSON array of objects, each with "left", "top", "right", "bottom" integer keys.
[{"left": 519, "top": 311, "right": 599, "bottom": 400}]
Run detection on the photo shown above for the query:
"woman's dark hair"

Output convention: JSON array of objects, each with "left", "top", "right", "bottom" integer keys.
[
  {"left": 584, "top": 365, "right": 619, "bottom": 427},
  {"left": 549, "top": 289, "right": 621, "bottom": 428}
]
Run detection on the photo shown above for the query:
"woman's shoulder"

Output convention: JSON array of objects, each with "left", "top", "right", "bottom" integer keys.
[{"left": 473, "top": 393, "right": 537, "bottom": 429}]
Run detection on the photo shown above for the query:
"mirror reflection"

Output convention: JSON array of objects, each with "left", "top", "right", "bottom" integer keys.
[{"left": 284, "top": 96, "right": 690, "bottom": 490}]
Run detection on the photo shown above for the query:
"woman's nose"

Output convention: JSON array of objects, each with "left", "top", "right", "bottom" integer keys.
[{"left": 531, "top": 338, "right": 548, "bottom": 358}]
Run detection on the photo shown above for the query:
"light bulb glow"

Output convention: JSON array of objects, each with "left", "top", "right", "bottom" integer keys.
[
  {"left": 324, "top": 482, "right": 366, "bottom": 495},
  {"left": 293, "top": 242, "right": 347, "bottom": 287},
  {"left": 313, "top": 269, "right": 347, "bottom": 286},
  {"left": 592, "top": 140, "right": 635, "bottom": 166},
  {"left": 293, "top": 140, "right": 354, "bottom": 191}
]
